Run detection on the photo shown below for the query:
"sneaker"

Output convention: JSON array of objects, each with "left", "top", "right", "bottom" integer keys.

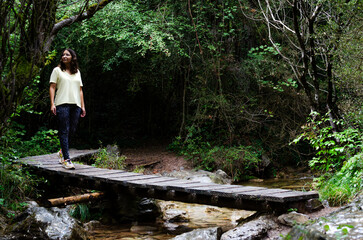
[
  {"left": 62, "top": 160, "right": 75, "bottom": 170},
  {"left": 58, "top": 149, "right": 65, "bottom": 164}
]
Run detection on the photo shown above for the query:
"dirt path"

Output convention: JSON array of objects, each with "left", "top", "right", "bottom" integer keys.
[{"left": 121, "top": 143, "right": 193, "bottom": 174}]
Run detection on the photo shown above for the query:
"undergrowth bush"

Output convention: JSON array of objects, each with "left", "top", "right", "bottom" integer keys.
[
  {"left": 93, "top": 145, "right": 126, "bottom": 170},
  {"left": 293, "top": 111, "right": 362, "bottom": 205},
  {"left": 69, "top": 203, "right": 91, "bottom": 222},
  {"left": 317, "top": 152, "right": 362, "bottom": 206},
  {"left": 293, "top": 112, "right": 362, "bottom": 173},
  {"left": 169, "top": 126, "right": 262, "bottom": 181},
  {"left": 0, "top": 165, "right": 42, "bottom": 215},
  {"left": 0, "top": 122, "right": 58, "bottom": 213},
  {"left": 0, "top": 122, "right": 60, "bottom": 162}
]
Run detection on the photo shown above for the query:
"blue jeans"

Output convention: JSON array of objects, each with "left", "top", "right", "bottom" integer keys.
[{"left": 56, "top": 104, "right": 81, "bottom": 160}]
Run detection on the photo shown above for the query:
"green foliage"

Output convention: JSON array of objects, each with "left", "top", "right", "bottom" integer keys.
[
  {"left": 317, "top": 152, "right": 362, "bottom": 206},
  {"left": 93, "top": 146, "right": 126, "bottom": 170},
  {"left": 292, "top": 111, "right": 362, "bottom": 206},
  {"left": 69, "top": 203, "right": 91, "bottom": 222},
  {"left": 246, "top": 44, "right": 298, "bottom": 92},
  {"left": 133, "top": 166, "right": 145, "bottom": 174},
  {"left": 292, "top": 112, "right": 362, "bottom": 173},
  {"left": 169, "top": 126, "right": 262, "bottom": 181},
  {"left": 0, "top": 120, "right": 58, "bottom": 212},
  {"left": 75, "top": 0, "right": 178, "bottom": 70},
  {"left": 0, "top": 121, "right": 60, "bottom": 163},
  {"left": 0, "top": 164, "right": 41, "bottom": 213}
]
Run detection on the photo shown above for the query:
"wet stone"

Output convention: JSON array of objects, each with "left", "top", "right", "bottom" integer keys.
[
  {"left": 277, "top": 211, "right": 311, "bottom": 226},
  {"left": 171, "top": 227, "right": 222, "bottom": 240},
  {"left": 3, "top": 201, "right": 87, "bottom": 240},
  {"left": 221, "top": 215, "right": 278, "bottom": 240},
  {"left": 287, "top": 193, "right": 363, "bottom": 240}
]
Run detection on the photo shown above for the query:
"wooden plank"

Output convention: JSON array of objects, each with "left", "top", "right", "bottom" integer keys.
[
  {"left": 127, "top": 177, "right": 178, "bottom": 185},
  {"left": 123, "top": 175, "right": 161, "bottom": 182},
  {"left": 29, "top": 162, "right": 62, "bottom": 167},
  {"left": 106, "top": 172, "right": 141, "bottom": 178},
  {"left": 75, "top": 169, "right": 118, "bottom": 176},
  {"left": 234, "top": 189, "right": 293, "bottom": 202},
  {"left": 106, "top": 173, "right": 148, "bottom": 181},
  {"left": 104, "top": 175, "right": 162, "bottom": 186},
  {"left": 209, "top": 186, "right": 266, "bottom": 195},
  {"left": 127, "top": 176, "right": 179, "bottom": 187},
  {"left": 82, "top": 170, "right": 127, "bottom": 177},
  {"left": 186, "top": 184, "right": 241, "bottom": 194},
  {"left": 161, "top": 182, "right": 217, "bottom": 192},
  {"left": 142, "top": 180, "right": 200, "bottom": 191},
  {"left": 20, "top": 159, "right": 48, "bottom": 165},
  {"left": 268, "top": 191, "right": 319, "bottom": 202}
]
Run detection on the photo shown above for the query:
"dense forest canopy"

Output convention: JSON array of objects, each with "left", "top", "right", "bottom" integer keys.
[{"left": 1, "top": 0, "right": 362, "bottom": 182}]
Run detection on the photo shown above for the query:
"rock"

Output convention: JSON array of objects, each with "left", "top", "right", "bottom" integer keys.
[
  {"left": 83, "top": 220, "right": 101, "bottom": 231},
  {"left": 305, "top": 198, "right": 324, "bottom": 212},
  {"left": 277, "top": 211, "right": 310, "bottom": 226},
  {"left": 106, "top": 144, "right": 121, "bottom": 155},
  {"left": 163, "top": 222, "right": 193, "bottom": 235},
  {"left": 171, "top": 227, "right": 222, "bottom": 240},
  {"left": 163, "top": 169, "right": 231, "bottom": 184},
  {"left": 3, "top": 201, "right": 88, "bottom": 240},
  {"left": 287, "top": 193, "right": 363, "bottom": 240},
  {"left": 249, "top": 178, "right": 264, "bottom": 182},
  {"left": 211, "top": 169, "right": 232, "bottom": 184},
  {"left": 221, "top": 215, "right": 278, "bottom": 240},
  {"left": 137, "top": 198, "right": 161, "bottom": 222},
  {"left": 163, "top": 209, "right": 189, "bottom": 222},
  {"left": 130, "top": 225, "right": 158, "bottom": 234}
]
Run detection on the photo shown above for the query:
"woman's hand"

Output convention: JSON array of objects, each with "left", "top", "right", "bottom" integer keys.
[
  {"left": 51, "top": 104, "right": 56, "bottom": 115},
  {"left": 49, "top": 83, "right": 57, "bottom": 115},
  {"left": 81, "top": 107, "right": 86, "bottom": 117}
]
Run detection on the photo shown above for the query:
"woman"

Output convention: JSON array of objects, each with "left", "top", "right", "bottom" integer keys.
[{"left": 49, "top": 48, "right": 86, "bottom": 169}]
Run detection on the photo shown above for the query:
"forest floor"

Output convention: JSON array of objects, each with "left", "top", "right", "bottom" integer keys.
[{"left": 121, "top": 142, "right": 193, "bottom": 174}]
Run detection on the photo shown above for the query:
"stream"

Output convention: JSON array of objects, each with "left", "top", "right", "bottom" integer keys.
[{"left": 88, "top": 175, "right": 314, "bottom": 240}]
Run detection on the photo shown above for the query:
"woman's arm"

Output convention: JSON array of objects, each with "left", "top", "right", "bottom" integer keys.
[
  {"left": 80, "top": 87, "right": 86, "bottom": 117},
  {"left": 49, "top": 83, "right": 57, "bottom": 115}
]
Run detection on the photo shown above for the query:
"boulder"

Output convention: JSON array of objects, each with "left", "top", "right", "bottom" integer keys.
[
  {"left": 286, "top": 193, "right": 363, "bottom": 240},
  {"left": 163, "top": 169, "right": 231, "bottom": 184},
  {"left": 163, "top": 222, "right": 193, "bottom": 235},
  {"left": 163, "top": 209, "right": 189, "bottom": 222},
  {"left": 83, "top": 220, "right": 101, "bottom": 232},
  {"left": 171, "top": 227, "right": 222, "bottom": 240},
  {"left": 277, "top": 211, "right": 311, "bottom": 226},
  {"left": 3, "top": 201, "right": 87, "bottom": 240},
  {"left": 221, "top": 215, "right": 278, "bottom": 240}
]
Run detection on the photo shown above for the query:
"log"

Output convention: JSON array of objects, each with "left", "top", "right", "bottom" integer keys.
[{"left": 46, "top": 192, "right": 104, "bottom": 207}]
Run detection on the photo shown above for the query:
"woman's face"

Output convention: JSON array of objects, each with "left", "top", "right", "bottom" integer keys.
[{"left": 61, "top": 50, "right": 72, "bottom": 65}]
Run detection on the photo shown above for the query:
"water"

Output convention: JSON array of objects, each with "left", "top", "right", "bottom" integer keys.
[
  {"left": 239, "top": 175, "right": 315, "bottom": 191},
  {"left": 88, "top": 176, "right": 314, "bottom": 239},
  {"left": 89, "top": 201, "right": 255, "bottom": 239}
]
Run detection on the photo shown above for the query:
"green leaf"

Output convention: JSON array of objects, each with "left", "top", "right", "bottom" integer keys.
[{"left": 324, "top": 224, "right": 330, "bottom": 231}]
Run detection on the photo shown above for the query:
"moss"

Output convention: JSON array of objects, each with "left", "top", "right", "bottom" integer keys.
[{"left": 13, "top": 56, "right": 39, "bottom": 87}]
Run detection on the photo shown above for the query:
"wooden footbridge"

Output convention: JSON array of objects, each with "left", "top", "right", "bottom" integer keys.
[{"left": 19, "top": 149, "right": 319, "bottom": 213}]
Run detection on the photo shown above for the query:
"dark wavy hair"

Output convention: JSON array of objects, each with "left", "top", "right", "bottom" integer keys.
[{"left": 58, "top": 48, "right": 79, "bottom": 74}]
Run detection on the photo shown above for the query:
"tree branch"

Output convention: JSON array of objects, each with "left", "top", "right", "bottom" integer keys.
[{"left": 45, "top": 0, "right": 114, "bottom": 51}]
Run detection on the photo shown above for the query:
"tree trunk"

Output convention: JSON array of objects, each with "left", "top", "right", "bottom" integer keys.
[{"left": 0, "top": 0, "right": 115, "bottom": 136}]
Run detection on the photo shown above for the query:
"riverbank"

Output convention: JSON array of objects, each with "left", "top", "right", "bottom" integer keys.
[{"left": 0, "top": 144, "right": 358, "bottom": 239}]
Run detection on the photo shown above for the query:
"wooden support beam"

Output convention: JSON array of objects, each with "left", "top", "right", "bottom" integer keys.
[{"left": 45, "top": 192, "right": 104, "bottom": 207}]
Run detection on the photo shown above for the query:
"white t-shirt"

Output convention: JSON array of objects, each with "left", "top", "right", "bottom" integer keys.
[{"left": 49, "top": 67, "right": 83, "bottom": 108}]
